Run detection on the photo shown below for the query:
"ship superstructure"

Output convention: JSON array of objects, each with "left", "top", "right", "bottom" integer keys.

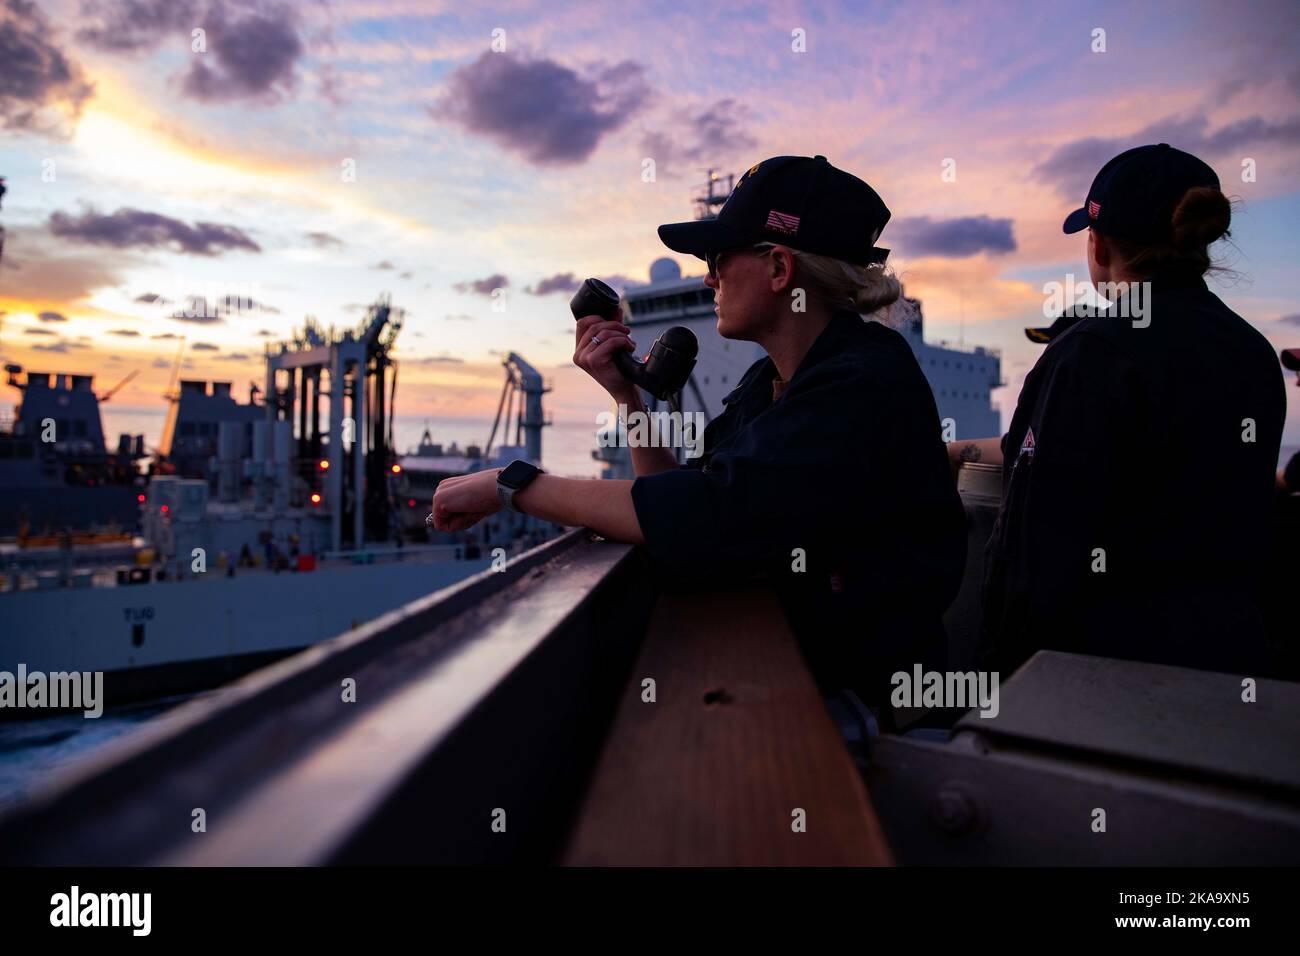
[{"left": 0, "top": 367, "right": 146, "bottom": 534}]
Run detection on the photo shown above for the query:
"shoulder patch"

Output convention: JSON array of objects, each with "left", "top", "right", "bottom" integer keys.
[{"left": 1018, "top": 426, "right": 1036, "bottom": 461}]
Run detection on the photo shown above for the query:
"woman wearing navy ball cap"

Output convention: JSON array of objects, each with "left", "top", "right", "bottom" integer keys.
[{"left": 955, "top": 144, "right": 1287, "bottom": 676}]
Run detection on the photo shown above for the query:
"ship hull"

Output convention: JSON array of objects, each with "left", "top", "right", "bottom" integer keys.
[{"left": 0, "top": 555, "right": 494, "bottom": 717}]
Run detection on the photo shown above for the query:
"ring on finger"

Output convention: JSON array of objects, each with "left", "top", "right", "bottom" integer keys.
[{"left": 591, "top": 334, "right": 602, "bottom": 345}]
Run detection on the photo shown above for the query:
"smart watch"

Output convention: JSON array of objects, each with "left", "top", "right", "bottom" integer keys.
[{"left": 497, "top": 460, "right": 544, "bottom": 512}]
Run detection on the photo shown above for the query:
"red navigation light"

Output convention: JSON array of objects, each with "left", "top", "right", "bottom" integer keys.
[
  {"left": 137, "top": 494, "right": 146, "bottom": 503},
  {"left": 408, "top": 498, "right": 416, "bottom": 507},
  {"left": 310, "top": 493, "right": 322, "bottom": 505},
  {"left": 160, "top": 504, "right": 169, "bottom": 514},
  {"left": 318, "top": 459, "right": 330, "bottom": 470}
]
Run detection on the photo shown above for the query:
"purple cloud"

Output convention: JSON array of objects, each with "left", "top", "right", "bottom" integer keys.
[
  {"left": 76, "top": 0, "right": 201, "bottom": 51},
  {"left": 454, "top": 273, "right": 508, "bottom": 296},
  {"left": 78, "top": 1, "right": 304, "bottom": 102},
  {"left": 890, "top": 216, "right": 1016, "bottom": 258},
  {"left": 1, "top": 0, "right": 95, "bottom": 131},
  {"left": 79, "top": 1, "right": 303, "bottom": 102},
  {"left": 48, "top": 207, "right": 260, "bottom": 255},
  {"left": 640, "top": 99, "right": 757, "bottom": 177},
  {"left": 1036, "top": 115, "right": 1300, "bottom": 198},
  {"left": 306, "top": 230, "right": 344, "bottom": 249},
  {"left": 182, "top": 7, "right": 302, "bottom": 102},
  {"left": 434, "top": 52, "right": 648, "bottom": 165},
  {"left": 528, "top": 272, "right": 578, "bottom": 296}
]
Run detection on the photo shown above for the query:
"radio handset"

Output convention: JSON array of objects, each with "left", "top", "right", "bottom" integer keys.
[{"left": 569, "top": 278, "right": 698, "bottom": 411}]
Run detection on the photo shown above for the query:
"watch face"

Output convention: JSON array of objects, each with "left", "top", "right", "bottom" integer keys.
[{"left": 498, "top": 460, "right": 536, "bottom": 489}]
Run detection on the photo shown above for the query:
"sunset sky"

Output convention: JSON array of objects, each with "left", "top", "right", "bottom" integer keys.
[{"left": 1, "top": 0, "right": 1298, "bottom": 445}]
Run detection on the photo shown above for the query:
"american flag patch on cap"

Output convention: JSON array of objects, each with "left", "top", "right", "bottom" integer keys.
[
  {"left": 765, "top": 209, "right": 800, "bottom": 234},
  {"left": 1088, "top": 200, "right": 1101, "bottom": 219}
]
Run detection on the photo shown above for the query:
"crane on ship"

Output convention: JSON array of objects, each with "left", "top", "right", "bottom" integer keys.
[
  {"left": 484, "top": 353, "right": 551, "bottom": 465},
  {"left": 97, "top": 369, "right": 140, "bottom": 404}
]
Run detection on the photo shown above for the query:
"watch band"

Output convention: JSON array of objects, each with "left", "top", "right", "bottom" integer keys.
[
  {"left": 497, "top": 482, "right": 517, "bottom": 512},
  {"left": 496, "top": 461, "right": 543, "bottom": 513}
]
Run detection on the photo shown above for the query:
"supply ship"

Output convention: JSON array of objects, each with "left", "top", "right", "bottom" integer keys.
[{"left": 0, "top": 298, "right": 562, "bottom": 708}]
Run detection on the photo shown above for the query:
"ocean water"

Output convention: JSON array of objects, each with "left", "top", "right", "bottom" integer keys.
[{"left": 0, "top": 694, "right": 206, "bottom": 814}]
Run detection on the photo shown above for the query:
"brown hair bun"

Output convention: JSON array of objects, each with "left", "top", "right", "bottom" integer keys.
[{"left": 1171, "top": 185, "right": 1231, "bottom": 250}]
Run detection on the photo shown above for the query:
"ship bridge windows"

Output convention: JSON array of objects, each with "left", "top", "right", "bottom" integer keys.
[{"left": 0, "top": 438, "right": 36, "bottom": 459}]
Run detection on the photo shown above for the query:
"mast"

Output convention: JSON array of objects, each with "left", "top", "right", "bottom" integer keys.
[{"left": 693, "top": 169, "right": 734, "bottom": 221}]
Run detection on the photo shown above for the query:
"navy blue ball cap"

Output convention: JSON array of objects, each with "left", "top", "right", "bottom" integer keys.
[
  {"left": 658, "top": 155, "right": 891, "bottom": 266},
  {"left": 1063, "top": 143, "right": 1221, "bottom": 243}
]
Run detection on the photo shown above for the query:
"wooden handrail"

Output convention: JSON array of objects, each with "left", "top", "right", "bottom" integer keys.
[{"left": 563, "top": 586, "right": 893, "bottom": 866}]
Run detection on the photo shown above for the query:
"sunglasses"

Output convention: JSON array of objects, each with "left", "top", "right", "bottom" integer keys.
[{"left": 706, "top": 244, "right": 775, "bottom": 280}]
